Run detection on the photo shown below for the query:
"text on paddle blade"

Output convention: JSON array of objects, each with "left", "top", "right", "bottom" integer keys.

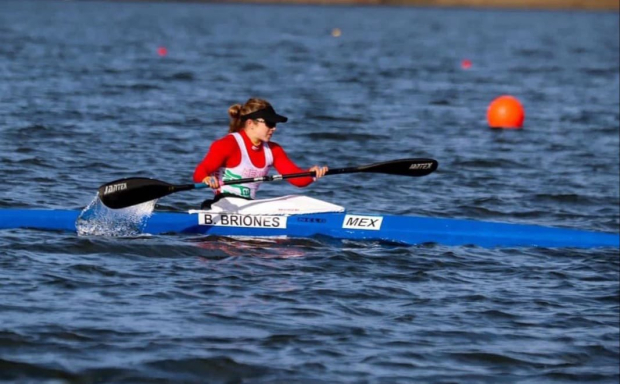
[
  {"left": 103, "top": 183, "right": 127, "bottom": 195},
  {"left": 409, "top": 162, "right": 434, "bottom": 170}
]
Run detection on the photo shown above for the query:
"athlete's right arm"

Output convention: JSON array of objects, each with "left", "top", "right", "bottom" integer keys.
[{"left": 193, "top": 137, "right": 234, "bottom": 184}]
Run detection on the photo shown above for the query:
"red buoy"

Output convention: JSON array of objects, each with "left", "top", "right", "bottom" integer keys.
[
  {"left": 157, "top": 47, "right": 168, "bottom": 57},
  {"left": 461, "top": 59, "right": 472, "bottom": 70},
  {"left": 487, "top": 95, "right": 525, "bottom": 129}
]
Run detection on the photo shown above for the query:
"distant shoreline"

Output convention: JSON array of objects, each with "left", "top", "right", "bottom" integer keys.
[{"left": 113, "top": 0, "right": 620, "bottom": 11}]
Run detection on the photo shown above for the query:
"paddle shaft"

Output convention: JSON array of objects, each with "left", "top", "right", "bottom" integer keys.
[
  {"left": 187, "top": 164, "right": 403, "bottom": 191},
  {"left": 98, "top": 158, "right": 438, "bottom": 209},
  {"left": 189, "top": 168, "right": 348, "bottom": 190}
]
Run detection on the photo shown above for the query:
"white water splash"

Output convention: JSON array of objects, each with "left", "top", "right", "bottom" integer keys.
[{"left": 76, "top": 195, "right": 156, "bottom": 237}]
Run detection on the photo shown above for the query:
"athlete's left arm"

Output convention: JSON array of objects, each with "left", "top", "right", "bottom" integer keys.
[{"left": 270, "top": 143, "right": 316, "bottom": 187}]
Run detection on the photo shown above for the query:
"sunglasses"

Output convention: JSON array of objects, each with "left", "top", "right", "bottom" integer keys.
[{"left": 254, "top": 119, "right": 277, "bottom": 129}]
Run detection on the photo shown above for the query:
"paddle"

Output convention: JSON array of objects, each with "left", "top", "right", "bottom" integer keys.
[{"left": 98, "top": 158, "right": 438, "bottom": 209}]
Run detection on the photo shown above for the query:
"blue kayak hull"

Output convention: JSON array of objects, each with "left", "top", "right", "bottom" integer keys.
[{"left": 0, "top": 209, "right": 618, "bottom": 248}]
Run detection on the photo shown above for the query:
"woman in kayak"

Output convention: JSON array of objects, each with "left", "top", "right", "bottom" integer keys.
[{"left": 193, "top": 98, "right": 328, "bottom": 209}]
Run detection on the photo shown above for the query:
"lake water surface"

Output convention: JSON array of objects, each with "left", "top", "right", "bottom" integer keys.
[{"left": 0, "top": 1, "right": 618, "bottom": 382}]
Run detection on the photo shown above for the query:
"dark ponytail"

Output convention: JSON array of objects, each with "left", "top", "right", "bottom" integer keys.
[{"left": 228, "top": 98, "right": 272, "bottom": 133}]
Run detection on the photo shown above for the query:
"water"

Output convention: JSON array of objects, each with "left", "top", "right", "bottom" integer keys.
[
  {"left": 76, "top": 197, "right": 156, "bottom": 237},
  {"left": 1, "top": 0, "right": 618, "bottom": 382}
]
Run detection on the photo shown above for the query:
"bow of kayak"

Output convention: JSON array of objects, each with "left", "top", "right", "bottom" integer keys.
[{"left": 0, "top": 209, "right": 618, "bottom": 248}]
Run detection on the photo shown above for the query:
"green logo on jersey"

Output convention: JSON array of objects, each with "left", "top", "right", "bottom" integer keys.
[{"left": 223, "top": 169, "right": 250, "bottom": 197}]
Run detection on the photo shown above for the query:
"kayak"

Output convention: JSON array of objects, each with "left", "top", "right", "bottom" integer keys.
[{"left": 0, "top": 206, "right": 617, "bottom": 248}]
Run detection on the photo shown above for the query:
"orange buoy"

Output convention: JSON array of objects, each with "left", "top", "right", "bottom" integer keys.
[{"left": 487, "top": 95, "right": 525, "bottom": 129}]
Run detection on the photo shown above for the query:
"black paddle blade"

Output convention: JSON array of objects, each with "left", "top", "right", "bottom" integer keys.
[
  {"left": 98, "top": 177, "right": 177, "bottom": 209},
  {"left": 358, "top": 158, "right": 438, "bottom": 177}
]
